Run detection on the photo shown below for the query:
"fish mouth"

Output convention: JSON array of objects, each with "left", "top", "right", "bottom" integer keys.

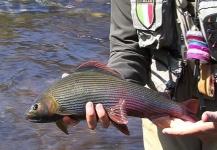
[
  {"left": 24, "top": 112, "right": 42, "bottom": 123},
  {"left": 24, "top": 106, "right": 42, "bottom": 122},
  {"left": 27, "top": 118, "right": 43, "bottom": 123},
  {"left": 24, "top": 112, "right": 54, "bottom": 123}
]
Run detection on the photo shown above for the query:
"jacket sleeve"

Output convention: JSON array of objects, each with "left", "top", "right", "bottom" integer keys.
[{"left": 107, "top": 0, "right": 150, "bottom": 86}]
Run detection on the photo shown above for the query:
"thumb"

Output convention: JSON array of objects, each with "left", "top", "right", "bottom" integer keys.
[{"left": 202, "top": 111, "right": 217, "bottom": 122}]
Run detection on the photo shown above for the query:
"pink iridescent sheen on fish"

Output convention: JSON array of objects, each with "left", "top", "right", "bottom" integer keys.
[{"left": 25, "top": 61, "right": 199, "bottom": 135}]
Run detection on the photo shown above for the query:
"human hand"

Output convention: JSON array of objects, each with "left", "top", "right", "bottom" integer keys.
[
  {"left": 162, "top": 111, "right": 217, "bottom": 142},
  {"left": 63, "top": 102, "right": 110, "bottom": 129},
  {"left": 61, "top": 73, "right": 110, "bottom": 129}
]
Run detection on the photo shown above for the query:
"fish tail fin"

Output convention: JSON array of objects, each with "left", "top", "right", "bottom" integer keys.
[{"left": 182, "top": 99, "right": 200, "bottom": 122}]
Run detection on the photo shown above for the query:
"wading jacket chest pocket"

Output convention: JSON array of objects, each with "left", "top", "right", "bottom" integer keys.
[{"left": 130, "top": 0, "right": 177, "bottom": 50}]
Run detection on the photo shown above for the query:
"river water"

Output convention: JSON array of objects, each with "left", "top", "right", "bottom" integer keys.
[{"left": 0, "top": 0, "right": 143, "bottom": 150}]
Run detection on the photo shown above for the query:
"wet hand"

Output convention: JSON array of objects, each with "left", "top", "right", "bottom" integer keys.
[
  {"left": 162, "top": 111, "right": 217, "bottom": 142},
  {"left": 61, "top": 73, "right": 110, "bottom": 129}
]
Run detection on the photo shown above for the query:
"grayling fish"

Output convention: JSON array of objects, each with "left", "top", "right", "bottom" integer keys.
[{"left": 25, "top": 61, "right": 199, "bottom": 135}]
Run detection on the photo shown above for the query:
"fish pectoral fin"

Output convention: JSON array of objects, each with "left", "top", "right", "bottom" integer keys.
[
  {"left": 150, "top": 116, "right": 172, "bottom": 129},
  {"left": 55, "top": 110, "right": 74, "bottom": 116},
  {"left": 106, "top": 98, "right": 128, "bottom": 124},
  {"left": 111, "top": 120, "right": 130, "bottom": 136},
  {"left": 55, "top": 120, "right": 69, "bottom": 135}
]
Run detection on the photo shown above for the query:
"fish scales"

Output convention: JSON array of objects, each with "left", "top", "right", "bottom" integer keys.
[
  {"left": 50, "top": 73, "right": 121, "bottom": 110},
  {"left": 48, "top": 71, "right": 184, "bottom": 119}
]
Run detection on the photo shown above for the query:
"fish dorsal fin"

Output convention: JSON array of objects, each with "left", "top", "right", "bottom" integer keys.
[
  {"left": 76, "top": 61, "right": 124, "bottom": 79},
  {"left": 55, "top": 120, "right": 69, "bottom": 135},
  {"left": 106, "top": 98, "right": 128, "bottom": 124}
]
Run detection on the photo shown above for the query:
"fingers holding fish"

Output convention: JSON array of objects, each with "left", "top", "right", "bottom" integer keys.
[
  {"left": 202, "top": 111, "right": 217, "bottom": 122},
  {"left": 62, "top": 116, "right": 80, "bottom": 126},
  {"left": 96, "top": 103, "right": 110, "bottom": 128},
  {"left": 86, "top": 102, "right": 98, "bottom": 130},
  {"left": 169, "top": 118, "right": 191, "bottom": 128},
  {"left": 162, "top": 119, "right": 217, "bottom": 140},
  {"left": 61, "top": 72, "right": 110, "bottom": 129}
]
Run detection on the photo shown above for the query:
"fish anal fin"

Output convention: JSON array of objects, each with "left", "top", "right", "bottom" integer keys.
[
  {"left": 151, "top": 116, "right": 172, "bottom": 129},
  {"left": 111, "top": 120, "right": 130, "bottom": 136},
  {"left": 55, "top": 120, "right": 69, "bottom": 135},
  {"left": 76, "top": 61, "right": 124, "bottom": 79},
  {"left": 106, "top": 98, "right": 128, "bottom": 124}
]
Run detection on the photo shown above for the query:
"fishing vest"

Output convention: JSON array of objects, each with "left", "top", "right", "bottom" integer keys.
[
  {"left": 130, "top": 0, "right": 217, "bottom": 110},
  {"left": 130, "top": 0, "right": 178, "bottom": 50}
]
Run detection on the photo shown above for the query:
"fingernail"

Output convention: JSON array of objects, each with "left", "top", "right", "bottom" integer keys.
[
  {"left": 96, "top": 104, "right": 102, "bottom": 112},
  {"left": 86, "top": 102, "right": 93, "bottom": 112}
]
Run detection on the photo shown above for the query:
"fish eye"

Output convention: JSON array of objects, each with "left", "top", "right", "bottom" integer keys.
[{"left": 33, "top": 104, "right": 38, "bottom": 110}]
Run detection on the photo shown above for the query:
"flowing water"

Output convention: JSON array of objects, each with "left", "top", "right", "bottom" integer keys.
[{"left": 0, "top": 0, "right": 143, "bottom": 149}]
